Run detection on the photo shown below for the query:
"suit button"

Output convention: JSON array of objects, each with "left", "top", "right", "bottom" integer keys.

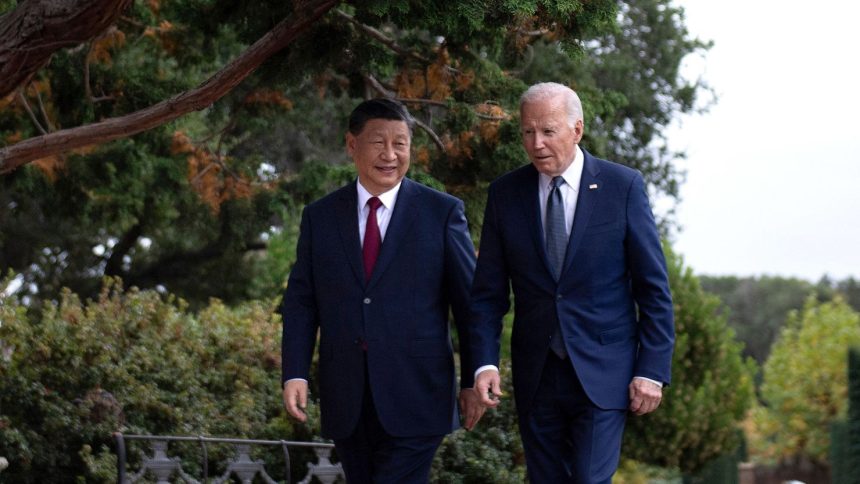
[
  {"left": 556, "top": 294, "right": 562, "bottom": 300},
  {"left": 363, "top": 297, "right": 371, "bottom": 304}
]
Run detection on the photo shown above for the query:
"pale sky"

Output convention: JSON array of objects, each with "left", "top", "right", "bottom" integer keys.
[{"left": 664, "top": 0, "right": 860, "bottom": 281}]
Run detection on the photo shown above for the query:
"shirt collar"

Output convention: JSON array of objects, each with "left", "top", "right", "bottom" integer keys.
[
  {"left": 539, "top": 145, "right": 583, "bottom": 192},
  {"left": 357, "top": 179, "right": 402, "bottom": 210}
]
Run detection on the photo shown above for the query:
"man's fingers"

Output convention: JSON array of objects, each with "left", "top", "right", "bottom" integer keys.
[
  {"left": 628, "top": 379, "right": 662, "bottom": 416},
  {"left": 459, "top": 389, "right": 485, "bottom": 431},
  {"left": 283, "top": 382, "right": 308, "bottom": 422},
  {"left": 466, "top": 406, "right": 485, "bottom": 430},
  {"left": 464, "top": 408, "right": 477, "bottom": 430},
  {"left": 479, "top": 389, "right": 497, "bottom": 406},
  {"left": 629, "top": 396, "right": 643, "bottom": 414},
  {"left": 481, "top": 380, "right": 501, "bottom": 407},
  {"left": 298, "top": 387, "right": 307, "bottom": 410},
  {"left": 490, "top": 378, "right": 503, "bottom": 398}
]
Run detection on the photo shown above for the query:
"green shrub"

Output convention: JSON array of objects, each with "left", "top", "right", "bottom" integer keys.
[
  {"left": 752, "top": 296, "right": 860, "bottom": 464},
  {"left": 431, "top": 360, "right": 525, "bottom": 483},
  {"left": 0, "top": 278, "right": 317, "bottom": 483}
]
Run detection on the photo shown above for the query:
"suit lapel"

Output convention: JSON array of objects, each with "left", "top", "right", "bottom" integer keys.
[
  {"left": 335, "top": 182, "right": 366, "bottom": 287},
  {"left": 516, "top": 165, "right": 555, "bottom": 278},
  {"left": 366, "top": 178, "right": 419, "bottom": 290},
  {"left": 562, "top": 151, "right": 601, "bottom": 276}
]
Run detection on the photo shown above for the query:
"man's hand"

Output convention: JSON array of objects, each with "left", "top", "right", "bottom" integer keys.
[
  {"left": 283, "top": 380, "right": 309, "bottom": 422},
  {"left": 628, "top": 378, "right": 662, "bottom": 416},
  {"left": 458, "top": 388, "right": 487, "bottom": 431},
  {"left": 474, "top": 369, "right": 503, "bottom": 407}
]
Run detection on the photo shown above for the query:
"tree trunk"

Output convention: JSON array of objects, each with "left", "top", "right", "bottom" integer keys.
[
  {"left": 0, "top": 0, "right": 133, "bottom": 99},
  {"left": 0, "top": 0, "right": 338, "bottom": 175}
]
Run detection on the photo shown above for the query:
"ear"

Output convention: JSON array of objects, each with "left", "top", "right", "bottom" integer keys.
[
  {"left": 345, "top": 132, "right": 356, "bottom": 157},
  {"left": 573, "top": 119, "right": 584, "bottom": 143}
]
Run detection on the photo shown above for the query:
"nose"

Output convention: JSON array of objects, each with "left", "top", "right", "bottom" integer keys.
[{"left": 381, "top": 142, "right": 397, "bottom": 161}]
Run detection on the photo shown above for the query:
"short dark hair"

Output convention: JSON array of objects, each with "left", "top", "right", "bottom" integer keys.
[{"left": 348, "top": 98, "right": 415, "bottom": 136}]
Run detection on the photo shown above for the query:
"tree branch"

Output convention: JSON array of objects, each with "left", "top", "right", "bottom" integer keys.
[
  {"left": 334, "top": 9, "right": 430, "bottom": 64},
  {"left": 32, "top": 81, "right": 55, "bottom": 131},
  {"left": 16, "top": 89, "right": 47, "bottom": 135},
  {"left": 0, "top": 0, "right": 134, "bottom": 99},
  {"left": 398, "top": 98, "right": 447, "bottom": 108},
  {"left": 363, "top": 74, "right": 446, "bottom": 153},
  {"left": 0, "top": 0, "right": 338, "bottom": 175},
  {"left": 104, "top": 221, "right": 142, "bottom": 276}
]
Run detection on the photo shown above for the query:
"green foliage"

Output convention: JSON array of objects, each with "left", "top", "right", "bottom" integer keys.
[
  {"left": 622, "top": 245, "right": 756, "bottom": 474},
  {"left": 682, "top": 434, "right": 744, "bottom": 484},
  {"left": 431, "top": 361, "right": 525, "bottom": 483},
  {"left": 752, "top": 296, "right": 860, "bottom": 464},
  {"left": 0, "top": 277, "right": 316, "bottom": 483},
  {"left": 700, "top": 275, "right": 828, "bottom": 365},
  {"left": 519, "top": 0, "right": 711, "bottom": 203},
  {"left": 2, "top": 0, "right": 708, "bottom": 307}
]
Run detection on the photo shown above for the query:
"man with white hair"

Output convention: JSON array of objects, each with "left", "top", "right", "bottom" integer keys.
[{"left": 469, "top": 82, "right": 675, "bottom": 482}]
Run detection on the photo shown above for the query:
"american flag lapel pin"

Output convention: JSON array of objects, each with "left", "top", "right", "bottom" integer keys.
[{"left": 589, "top": 183, "right": 598, "bottom": 190}]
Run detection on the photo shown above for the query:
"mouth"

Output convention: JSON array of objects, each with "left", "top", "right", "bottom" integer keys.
[{"left": 375, "top": 165, "right": 398, "bottom": 174}]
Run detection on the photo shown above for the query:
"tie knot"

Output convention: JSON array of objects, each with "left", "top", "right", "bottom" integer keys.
[
  {"left": 367, "top": 197, "right": 382, "bottom": 210},
  {"left": 551, "top": 176, "right": 565, "bottom": 189}
]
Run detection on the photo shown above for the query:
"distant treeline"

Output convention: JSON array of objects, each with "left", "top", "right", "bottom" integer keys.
[{"left": 699, "top": 275, "right": 860, "bottom": 365}]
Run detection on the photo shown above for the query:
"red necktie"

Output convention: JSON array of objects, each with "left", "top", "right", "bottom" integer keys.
[{"left": 362, "top": 197, "right": 383, "bottom": 283}]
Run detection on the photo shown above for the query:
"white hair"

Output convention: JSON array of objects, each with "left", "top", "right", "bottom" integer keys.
[{"left": 520, "top": 82, "right": 583, "bottom": 128}]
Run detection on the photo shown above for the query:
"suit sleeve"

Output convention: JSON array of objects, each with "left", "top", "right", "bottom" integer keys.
[
  {"left": 468, "top": 184, "right": 511, "bottom": 373},
  {"left": 280, "top": 206, "right": 319, "bottom": 385},
  {"left": 625, "top": 173, "right": 675, "bottom": 385},
  {"left": 444, "top": 200, "right": 478, "bottom": 389}
]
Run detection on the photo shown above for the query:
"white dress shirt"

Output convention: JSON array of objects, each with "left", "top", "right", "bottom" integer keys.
[
  {"left": 538, "top": 145, "right": 583, "bottom": 239},
  {"left": 357, "top": 179, "right": 401, "bottom": 245}
]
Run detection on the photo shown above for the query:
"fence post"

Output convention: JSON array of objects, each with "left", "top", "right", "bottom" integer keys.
[{"left": 738, "top": 462, "right": 755, "bottom": 484}]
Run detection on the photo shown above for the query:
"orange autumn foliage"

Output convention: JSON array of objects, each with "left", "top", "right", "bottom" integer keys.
[
  {"left": 173, "top": 131, "right": 253, "bottom": 213},
  {"left": 31, "top": 145, "right": 96, "bottom": 181},
  {"left": 475, "top": 102, "right": 510, "bottom": 145},
  {"left": 395, "top": 48, "right": 470, "bottom": 101},
  {"left": 243, "top": 89, "right": 294, "bottom": 110},
  {"left": 88, "top": 27, "right": 127, "bottom": 66}
]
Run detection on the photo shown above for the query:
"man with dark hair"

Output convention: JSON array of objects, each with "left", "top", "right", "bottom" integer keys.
[{"left": 281, "top": 98, "right": 484, "bottom": 483}]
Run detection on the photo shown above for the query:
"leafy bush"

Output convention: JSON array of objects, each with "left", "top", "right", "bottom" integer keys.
[
  {"left": 431, "top": 361, "right": 525, "bottom": 483},
  {"left": 751, "top": 296, "right": 860, "bottom": 464},
  {"left": 0, "top": 277, "right": 317, "bottom": 483}
]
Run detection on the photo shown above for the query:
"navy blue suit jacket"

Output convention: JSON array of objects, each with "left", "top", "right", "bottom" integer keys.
[
  {"left": 281, "top": 177, "right": 476, "bottom": 439},
  {"left": 469, "top": 149, "right": 674, "bottom": 415}
]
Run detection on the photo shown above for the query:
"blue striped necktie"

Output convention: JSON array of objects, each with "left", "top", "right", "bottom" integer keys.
[
  {"left": 545, "top": 176, "right": 567, "bottom": 280},
  {"left": 546, "top": 175, "right": 568, "bottom": 358}
]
